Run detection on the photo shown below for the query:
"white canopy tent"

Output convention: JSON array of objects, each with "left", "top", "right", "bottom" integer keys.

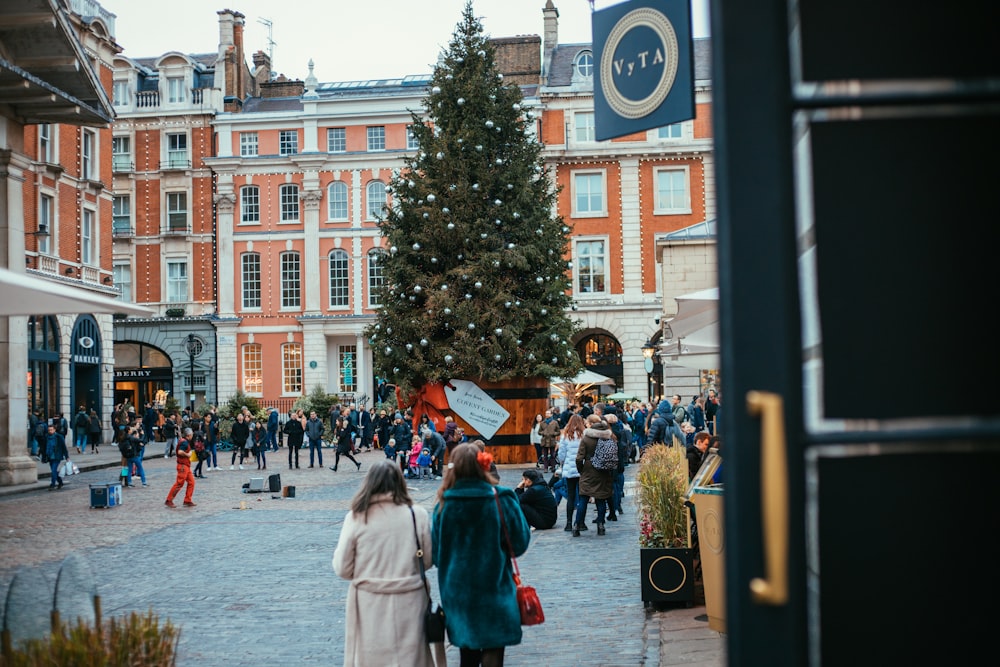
[
  {"left": 0, "top": 267, "right": 153, "bottom": 317},
  {"left": 661, "top": 287, "right": 719, "bottom": 369},
  {"left": 551, "top": 369, "right": 616, "bottom": 403}
]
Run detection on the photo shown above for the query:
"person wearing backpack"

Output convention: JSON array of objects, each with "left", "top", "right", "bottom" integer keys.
[
  {"left": 73, "top": 406, "right": 89, "bottom": 454},
  {"left": 573, "top": 415, "right": 616, "bottom": 537}
]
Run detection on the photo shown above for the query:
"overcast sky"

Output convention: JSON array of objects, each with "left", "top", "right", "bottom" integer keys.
[{"left": 109, "top": 0, "right": 709, "bottom": 82}]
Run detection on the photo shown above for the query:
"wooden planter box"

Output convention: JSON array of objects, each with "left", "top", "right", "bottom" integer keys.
[{"left": 640, "top": 547, "right": 695, "bottom": 606}]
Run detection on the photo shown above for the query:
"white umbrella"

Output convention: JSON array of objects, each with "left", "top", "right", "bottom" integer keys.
[
  {"left": 663, "top": 287, "right": 718, "bottom": 340},
  {"left": 661, "top": 287, "right": 719, "bottom": 369},
  {"left": 0, "top": 267, "right": 153, "bottom": 316},
  {"left": 551, "top": 369, "right": 616, "bottom": 402}
]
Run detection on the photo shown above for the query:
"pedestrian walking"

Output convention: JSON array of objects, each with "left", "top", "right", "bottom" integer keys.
[
  {"left": 573, "top": 415, "right": 615, "bottom": 537},
  {"left": 45, "top": 423, "right": 68, "bottom": 490},
  {"left": 87, "top": 408, "right": 102, "bottom": 454},
  {"left": 330, "top": 416, "right": 361, "bottom": 472},
  {"left": 332, "top": 459, "right": 434, "bottom": 667},
  {"left": 73, "top": 406, "right": 89, "bottom": 454}
]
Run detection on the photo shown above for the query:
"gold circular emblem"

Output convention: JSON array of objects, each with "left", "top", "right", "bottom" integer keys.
[{"left": 600, "top": 7, "right": 679, "bottom": 119}]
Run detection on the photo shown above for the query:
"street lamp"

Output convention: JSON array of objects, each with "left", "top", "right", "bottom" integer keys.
[
  {"left": 641, "top": 339, "right": 657, "bottom": 403},
  {"left": 185, "top": 334, "right": 199, "bottom": 415}
]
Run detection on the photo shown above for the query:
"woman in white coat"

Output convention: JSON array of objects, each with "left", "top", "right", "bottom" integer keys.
[{"left": 333, "top": 458, "right": 434, "bottom": 667}]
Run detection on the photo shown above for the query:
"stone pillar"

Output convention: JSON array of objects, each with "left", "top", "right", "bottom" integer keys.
[{"left": 301, "top": 187, "right": 322, "bottom": 315}]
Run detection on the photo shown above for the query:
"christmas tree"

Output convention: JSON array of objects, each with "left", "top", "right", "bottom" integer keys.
[{"left": 366, "top": 1, "right": 582, "bottom": 398}]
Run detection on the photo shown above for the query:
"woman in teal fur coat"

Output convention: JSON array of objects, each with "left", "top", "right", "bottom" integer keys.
[{"left": 432, "top": 442, "right": 532, "bottom": 667}]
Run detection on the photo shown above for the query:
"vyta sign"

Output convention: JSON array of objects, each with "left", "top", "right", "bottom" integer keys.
[{"left": 593, "top": 0, "right": 694, "bottom": 141}]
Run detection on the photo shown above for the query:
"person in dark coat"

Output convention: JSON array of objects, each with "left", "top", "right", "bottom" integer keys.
[
  {"left": 373, "top": 408, "right": 392, "bottom": 451},
  {"left": 687, "top": 431, "right": 712, "bottom": 481},
  {"left": 330, "top": 416, "right": 362, "bottom": 472},
  {"left": 423, "top": 428, "right": 447, "bottom": 479},
  {"left": 514, "top": 469, "right": 558, "bottom": 529},
  {"left": 87, "top": 408, "right": 102, "bottom": 454},
  {"left": 432, "top": 443, "right": 531, "bottom": 666},
  {"left": 283, "top": 409, "right": 305, "bottom": 469},
  {"left": 573, "top": 415, "right": 615, "bottom": 536}
]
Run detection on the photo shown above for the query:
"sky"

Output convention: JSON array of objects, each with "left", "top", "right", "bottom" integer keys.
[{"left": 109, "top": 0, "right": 709, "bottom": 83}]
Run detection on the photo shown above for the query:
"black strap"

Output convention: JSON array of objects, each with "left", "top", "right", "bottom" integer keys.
[
  {"left": 493, "top": 487, "right": 522, "bottom": 583},
  {"left": 409, "top": 505, "right": 431, "bottom": 599}
]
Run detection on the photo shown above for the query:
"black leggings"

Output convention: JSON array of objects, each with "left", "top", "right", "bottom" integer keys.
[
  {"left": 335, "top": 450, "right": 359, "bottom": 468},
  {"left": 460, "top": 647, "right": 505, "bottom": 667},
  {"left": 564, "top": 477, "right": 580, "bottom": 524}
]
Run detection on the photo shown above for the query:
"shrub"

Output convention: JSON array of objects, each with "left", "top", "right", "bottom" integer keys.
[
  {"left": 635, "top": 444, "right": 690, "bottom": 548},
  {"left": 218, "top": 391, "right": 263, "bottom": 421},
  {"left": 294, "top": 385, "right": 339, "bottom": 419}
]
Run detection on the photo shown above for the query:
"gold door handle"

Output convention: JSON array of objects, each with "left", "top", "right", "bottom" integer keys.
[{"left": 746, "top": 390, "right": 789, "bottom": 606}]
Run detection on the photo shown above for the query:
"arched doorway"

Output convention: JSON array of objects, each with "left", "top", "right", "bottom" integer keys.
[
  {"left": 575, "top": 332, "right": 624, "bottom": 396},
  {"left": 27, "top": 316, "right": 59, "bottom": 421},
  {"left": 113, "top": 342, "right": 174, "bottom": 409},
  {"left": 70, "top": 315, "right": 102, "bottom": 415}
]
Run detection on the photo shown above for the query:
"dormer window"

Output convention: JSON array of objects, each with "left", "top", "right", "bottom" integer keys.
[{"left": 575, "top": 51, "right": 594, "bottom": 78}]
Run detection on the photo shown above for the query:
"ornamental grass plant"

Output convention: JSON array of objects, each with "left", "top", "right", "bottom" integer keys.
[{"left": 636, "top": 444, "right": 691, "bottom": 548}]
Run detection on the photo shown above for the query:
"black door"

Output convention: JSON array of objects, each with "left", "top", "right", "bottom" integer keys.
[{"left": 710, "top": 1, "right": 1000, "bottom": 665}]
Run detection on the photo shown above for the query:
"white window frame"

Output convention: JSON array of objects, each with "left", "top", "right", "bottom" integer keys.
[
  {"left": 280, "top": 251, "right": 301, "bottom": 309},
  {"left": 167, "top": 76, "right": 184, "bottom": 104},
  {"left": 575, "top": 51, "right": 594, "bottom": 78},
  {"left": 280, "top": 184, "right": 300, "bottom": 222},
  {"left": 653, "top": 166, "right": 692, "bottom": 214},
  {"left": 327, "top": 181, "right": 348, "bottom": 221},
  {"left": 571, "top": 170, "right": 606, "bottom": 217},
  {"left": 327, "top": 127, "right": 346, "bottom": 153},
  {"left": 279, "top": 130, "right": 298, "bottom": 155},
  {"left": 366, "top": 180, "right": 386, "bottom": 220},
  {"left": 81, "top": 129, "right": 95, "bottom": 180},
  {"left": 39, "top": 194, "right": 53, "bottom": 254},
  {"left": 367, "top": 126, "right": 385, "bottom": 151},
  {"left": 81, "top": 209, "right": 95, "bottom": 265},
  {"left": 367, "top": 249, "right": 385, "bottom": 307},
  {"left": 166, "top": 192, "right": 188, "bottom": 230},
  {"left": 574, "top": 111, "right": 595, "bottom": 143},
  {"left": 166, "top": 260, "right": 188, "bottom": 303},
  {"left": 281, "top": 342, "right": 303, "bottom": 395},
  {"left": 242, "top": 344, "right": 263, "bottom": 396},
  {"left": 241, "top": 252, "right": 261, "bottom": 310},
  {"left": 112, "top": 195, "right": 131, "bottom": 234},
  {"left": 112, "top": 136, "right": 131, "bottom": 171},
  {"left": 240, "top": 185, "right": 260, "bottom": 224},
  {"left": 39, "top": 124, "right": 52, "bottom": 162},
  {"left": 657, "top": 123, "right": 683, "bottom": 139},
  {"left": 240, "top": 132, "right": 258, "bottom": 157},
  {"left": 113, "top": 263, "right": 131, "bottom": 302},
  {"left": 166, "top": 133, "right": 188, "bottom": 168},
  {"left": 328, "top": 249, "right": 350, "bottom": 309},
  {"left": 573, "top": 237, "right": 608, "bottom": 296},
  {"left": 113, "top": 80, "right": 129, "bottom": 107},
  {"left": 406, "top": 124, "right": 420, "bottom": 150}
]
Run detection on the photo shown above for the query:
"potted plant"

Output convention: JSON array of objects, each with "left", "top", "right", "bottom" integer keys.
[{"left": 635, "top": 443, "right": 695, "bottom": 606}]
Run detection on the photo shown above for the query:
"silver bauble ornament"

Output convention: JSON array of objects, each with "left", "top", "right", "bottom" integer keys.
[
  {"left": 427, "top": 194, "right": 436, "bottom": 202},
  {"left": 474, "top": 281, "right": 482, "bottom": 289},
  {"left": 443, "top": 307, "right": 452, "bottom": 314},
  {"left": 494, "top": 355, "right": 502, "bottom": 361},
  {"left": 475, "top": 145, "right": 483, "bottom": 152},
  {"left": 420, "top": 338, "right": 428, "bottom": 346},
  {"left": 513, "top": 103, "right": 521, "bottom": 111},
  {"left": 457, "top": 98, "right": 465, "bottom": 105},
  {"left": 432, "top": 86, "right": 441, "bottom": 94},
  {"left": 485, "top": 120, "right": 494, "bottom": 128},
  {"left": 447, "top": 222, "right": 455, "bottom": 229},
  {"left": 494, "top": 328, "right": 503, "bottom": 335},
  {"left": 445, "top": 355, "right": 453, "bottom": 363},
  {"left": 468, "top": 323, "right": 475, "bottom": 330},
  {"left": 390, "top": 246, "right": 398, "bottom": 254},
  {"left": 412, "top": 243, "right": 421, "bottom": 250},
  {"left": 540, "top": 308, "right": 547, "bottom": 315},
  {"left": 472, "top": 183, "right": 480, "bottom": 190},
  {"left": 413, "top": 285, "right": 422, "bottom": 293},
  {"left": 536, "top": 277, "right": 544, "bottom": 284},
  {"left": 442, "top": 207, "right": 450, "bottom": 214},
  {"left": 505, "top": 301, "right": 512, "bottom": 308},
  {"left": 406, "top": 343, "right": 413, "bottom": 351},
  {"left": 431, "top": 257, "right": 438, "bottom": 263}
]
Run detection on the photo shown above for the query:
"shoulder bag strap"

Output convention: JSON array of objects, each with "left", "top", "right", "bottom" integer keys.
[
  {"left": 492, "top": 487, "right": 521, "bottom": 585},
  {"left": 409, "top": 505, "right": 431, "bottom": 598}
]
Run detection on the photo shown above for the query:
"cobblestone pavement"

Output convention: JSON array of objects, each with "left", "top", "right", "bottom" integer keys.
[{"left": 1, "top": 446, "right": 725, "bottom": 666}]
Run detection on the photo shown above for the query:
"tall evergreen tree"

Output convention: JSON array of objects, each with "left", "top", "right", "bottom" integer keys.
[{"left": 366, "top": 1, "right": 582, "bottom": 397}]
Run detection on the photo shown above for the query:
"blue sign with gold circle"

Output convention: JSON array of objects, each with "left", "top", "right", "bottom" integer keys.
[{"left": 593, "top": 0, "right": 694, "bottom": 141}]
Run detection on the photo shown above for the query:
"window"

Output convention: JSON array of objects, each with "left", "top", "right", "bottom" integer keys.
[
  {"left": 39, "top": 124, "right": 52, "bottom": 162},
  {"left": 575, "top": 112, "right": 595, "bottom": 142},
  {"left": 327, "top": 181, "right": 348, "bottom": 221},
  {"left": 167, "top": 133, "right": 188, "bottom": 168},
  {"left": 575, "top": 239, "right": 607, "bottom": 294},
  {"left": 241, "top": 253, "right": 261, "bottom": 309},
  {"left": 367, "top": 126, "right": 385, "bottom": 151},
  {"left": 280, "top": 184, "right": 300, "bottom": 222},
  {"left": 240, "top": 132, "right": 258, "bottom": 157},
  {"left": 339, "top": 345, "right": 357, "bottom": 392},
  {"left": 166, "top": 261, "right": 187, "bottom": 302},
  {"left": 654, "top": 168, "right": 690, "bottom": 213},
  {"left": 366, "top": 180, "right": 386, "bottom": 220},
  {"left": 281, "top": 343, "right": 303, "bottom": 395},
  {"left": 279, "top": 130, "right": 298, "bottom": 155},
  {"left": 240, "top": 186, "right": 260, "bottom": 224},
  {"left": 112, "top": 136, "right": 131, "bottom": 171},
  {"left": 329, "top": 249, "right": 349, "bottom": 308},
  {"left": 113, "top": 81, "right": 129, "bottom": 107},
  {"left": 573, "top": 171, "right": 605, "bottom": 216},
  {"left": 167, "top": 192, "right": 187, "bottom": 230},
  {"left": 657, "top": 123, "right": 683, "bottom": 139},
  {"left": 367, "top": 249, "right": 385, "bottom": 307},
  {"left": 38, "top": 195, "right": 52, "bottom": 254},
  {"left": 327, "top": 127, "right": 346, "bottom": 153},
  {"left": 112, "top": 195, "right": 131, "bottom": 234},
  {"left": 406, "top": 124, "right": 420, "bottom": 150},
  {"left": 575, "top": 51, "right": 594, "bottom": 78},
  {"left": 242, "top": 344, "right": 263, "bottom": 395},
  {"left": 81, "top": 130, "right": 94, "bottom": 180},
  {"left": 167, "top": 77, "right": 184, "bottom": 103},
  {"left": 81, "top": 210, "right": 94, "bottom": 265},
  {"left": 280, "top": 252, "right": 301, "bottom": 309},
  {"left": 113, "top": 263, "right": 131, "bottom": 301}
]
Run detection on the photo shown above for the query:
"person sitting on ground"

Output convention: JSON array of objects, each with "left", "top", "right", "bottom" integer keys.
[{"left": 514, "top": 469, "right": 558, "bottom": 530}]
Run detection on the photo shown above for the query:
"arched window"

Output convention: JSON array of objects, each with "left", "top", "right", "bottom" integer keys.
[
  {"left": 329, "top": 249, "right": 350, "bottom": 308},
  {"left": 328, "top": 181, "right": 348, "bottom": 221},
  {"left": 367, "top": 248, "right": 386, "bottom": 307},
  {"left": 28, "top": 316, "right": 60, "bottom": 419},
  {"left": 575, "top": 50, "right": 594, "bottom": 78},
  {"left": 366, "top": 180, "right": 386, "bottom": 221}
]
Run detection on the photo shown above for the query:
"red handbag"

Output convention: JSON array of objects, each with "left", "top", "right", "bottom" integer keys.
[{"left": 494, "top": 488, "right": 545, "bottom": 625}]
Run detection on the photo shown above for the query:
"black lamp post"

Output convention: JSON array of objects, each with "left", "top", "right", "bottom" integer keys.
[
  {"left": 641, "top": 339, "right": 657, "bottom": 403},
  {"left": 185, "top": 334, "right": 198, "bottom": 415}
]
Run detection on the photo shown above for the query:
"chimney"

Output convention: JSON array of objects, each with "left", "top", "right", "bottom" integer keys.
[
  {"left": 252, "top": 50, "right": 271, "bottom": 87},
  {"left": 542, "top": 0, "right": 559, "bottom": 85}
]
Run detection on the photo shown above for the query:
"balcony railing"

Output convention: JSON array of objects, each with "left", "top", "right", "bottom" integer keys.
[
  {"left": 112, "top": 220, "right": 134, "bottom": 237},
  {"left": 112, "top": 155, "right": 133, "bottom": 172},
  {"left": 82, "top": 266, "right": 99, "bottom": 283},
  {"left": 38, "top": 255, "right": 58, "bottom": 274},
  {"left": 164, "top": 218, "right": 190, "bottom": 234},
  {"left": 161, "top": 156, "right": 192, "bottom": 170},
  {"left": 135, "top": 91, "right": 159, "bottom": 108}
]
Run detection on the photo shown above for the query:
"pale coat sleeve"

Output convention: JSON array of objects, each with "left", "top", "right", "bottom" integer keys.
[{"left": 332, "top": 510, "right": 357, "bottom": 579}]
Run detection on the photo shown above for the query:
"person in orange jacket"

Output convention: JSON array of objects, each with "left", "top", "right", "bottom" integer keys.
[{"left": 165, "top": 427, "right": 196, "bottom": 508}]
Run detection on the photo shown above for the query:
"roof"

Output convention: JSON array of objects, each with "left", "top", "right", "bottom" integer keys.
[{"left": 661, "top": 219, "right": 717, "bottom": 241}]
